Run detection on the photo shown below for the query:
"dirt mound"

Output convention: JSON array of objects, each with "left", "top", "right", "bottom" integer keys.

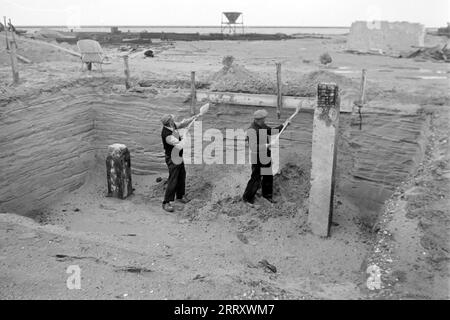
[
  {"left": 209, "top": 56, "right": 276, "bottom": 94},
  {"left": 209, "top": 58, "right": 358, "bottom": 97},
  {"left": 285, "top": 70, "right": 358, "bottom": 97},
  {"left": 150, "top": 162, "right": 310, "bottom": 223},
  {"left": 0, "top": 35, "right": 80, "bottom": 65}
]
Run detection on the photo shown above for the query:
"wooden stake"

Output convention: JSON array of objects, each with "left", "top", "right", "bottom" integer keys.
[
  {"left": 3, "top": 16, "right": 9, "bottom": 50},
  {"left": 8, "top": 19, "right": 18, "bottom": 49},
  {"left": 123, "top": 55, "right": 131, "bottom": 89},
  {"left": 9, "top": 40, "right": 19, "bottom": 84},
  {"left": 276, "top": 62, "right": 282, "bottom": 119},
  {"left": 190, "top": 71, "right": 196, "bottom": 115},
  {"left": 359, "top": 69, "right": 367, "bottom": 105}
]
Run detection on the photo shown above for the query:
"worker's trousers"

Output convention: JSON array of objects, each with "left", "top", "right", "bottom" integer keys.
[
  {"left": 163, "top": 156, "right": 186, "bottom": 203},
  {"left": 242, "top": 163, "right": 273, "bottom": 202}
]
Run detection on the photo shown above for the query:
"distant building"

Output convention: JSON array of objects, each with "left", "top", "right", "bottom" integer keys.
[{"left": 347, "top": 21, "right": 425, "bottom": 54}]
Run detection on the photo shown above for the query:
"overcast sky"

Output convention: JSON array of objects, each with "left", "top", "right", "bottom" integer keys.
[{"left": 1, "top": 0, "right": 448, "bottom": 27}]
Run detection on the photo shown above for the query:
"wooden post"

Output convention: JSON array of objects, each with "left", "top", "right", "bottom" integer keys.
[
  {"left": 190, "top": 71, "right": 196, "bottom": 115},
  {"left": 352, "top": 69, "right": 367, "bottom": 126},
  {"left": 308, "top": 83, "right": 340, "bottom": 237},
  {"left": 276, "top": 62, "right": 282, "bottom": 119},
  {"left": 9, "top": 40, "right": 19, "bottom": 84},
  {"left": 359, "top": 69, "right": 367, "bottom": 105},
  {"left": 123, "top": 55, "right": 131, "bottom": 89},
  {"left": 3, "top": 16, "right": 9, "bottom": 50},
  {"left": 8, "top": 19, "right": 18, "bottom": 49}
]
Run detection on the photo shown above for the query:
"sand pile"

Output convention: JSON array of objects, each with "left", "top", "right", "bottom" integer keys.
[
  {"left": 150, "top": 161, "right": 310, "bottom": 223},
  {"left": 285, "top": 70, "right": 358, "bottom": 97},
  {"left": 0, "top": 35, "right": 80, "bottom": 65},
  {"left": 209, "top": 56, "right": 276, "bottom": 94},
  {"left": 209, "top": 57, "right": 358, "bottom": 97}
]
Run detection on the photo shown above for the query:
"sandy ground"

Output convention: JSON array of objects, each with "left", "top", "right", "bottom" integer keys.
[{"left": 0, "top": 32, "right": 449, "bottom": 299}]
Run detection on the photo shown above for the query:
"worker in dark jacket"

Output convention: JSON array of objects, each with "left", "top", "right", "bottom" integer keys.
[
  {"left": 160, "top": 114, "right": 195, "bottom": 212},
  {"left": 243, "top": 109, "right": 287, "bottom": 206}
]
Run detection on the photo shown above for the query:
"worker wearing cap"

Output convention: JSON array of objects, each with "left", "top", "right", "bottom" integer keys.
[
  {"left": 160, "top": 113, "right": 195, "bottom": 212},
  {"left": 243, "top": 109, "right": 286, "bottom": 206}
]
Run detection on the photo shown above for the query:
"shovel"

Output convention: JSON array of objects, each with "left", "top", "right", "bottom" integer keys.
[
  {"left": 182, "top": 103, "right": 210, "bottom": 137},
  {"left": 269, "top": 102, "right": 302, "bottom": 146}
]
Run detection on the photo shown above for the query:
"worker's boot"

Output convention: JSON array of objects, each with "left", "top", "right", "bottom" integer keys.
[
  {"left": 176, "top": 197, "right": 190, "bottom": 204},
  {"left": 243, "top": 198, "right": 255, "bottom": 208},
  {"left": 162, "top": 202, "right": 174, "bottom": 212},
  {"left": 264, "top": 197, "right": 277, "bottom": 204}
]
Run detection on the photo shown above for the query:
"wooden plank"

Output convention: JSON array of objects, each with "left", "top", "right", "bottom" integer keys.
[
  {"left": 194, "top": 90, "right": 417, "bottom": 114},
  {"left": 16, "top": 54, "right": 31, "bottom": 64},
  {"left": 196, "top": 91, "right": 317, "bottom": 110}
]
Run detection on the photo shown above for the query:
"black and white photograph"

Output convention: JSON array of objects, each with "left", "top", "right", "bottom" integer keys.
[{"left": 0, "top": 0, "right": 449, "bottom": 305}]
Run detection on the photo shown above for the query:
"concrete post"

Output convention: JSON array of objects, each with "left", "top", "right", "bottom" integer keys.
[{"left": 308, "top": 83, "right": 340, "bottom": 237}]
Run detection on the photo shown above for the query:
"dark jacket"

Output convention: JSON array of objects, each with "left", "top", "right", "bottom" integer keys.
[
  {"left": 247, "top": 121, "right": 283, "bottom": 165},
  {"left": 161, "top": 124, "right": 182, "bottom": 159}
]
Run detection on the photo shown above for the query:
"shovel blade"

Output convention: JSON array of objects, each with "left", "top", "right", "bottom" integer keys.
[{"left": 199, "top": 103, "right": 210, "bottom": 116}]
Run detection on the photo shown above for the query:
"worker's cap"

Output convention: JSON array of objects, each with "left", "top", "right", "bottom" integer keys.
[
  {"left": 253, "top": 109, "right": 268, "bottom": 119},
  {"left": 160, "top": 114, "right": 174, "bottom": 125}
]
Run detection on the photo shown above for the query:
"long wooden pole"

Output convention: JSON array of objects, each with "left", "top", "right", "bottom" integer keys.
[
  {"left": 123, "top": 55, "right": 131, "bottom": 89},
  {"left": 359, "top": 69, "right": 367, "bottom": 105},
  {"left": 190, "top": 71, "right": 196, "bottom": 115},
  {"left": 3, "top": 16, "right": 9, "bottom": 50},
  {"left": 9, "top": 40, "right": 19, "bottom": 84},
  {"left": 8, "top": 19, "right": 18, "bottom": 49},
  {"left": 276, "top": 62, "right": 282, "bottom": 119}
]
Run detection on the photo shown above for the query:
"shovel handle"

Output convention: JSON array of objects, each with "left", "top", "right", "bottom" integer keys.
[{"left": 270, "top": 103, "right": 302, "bottom": 145}]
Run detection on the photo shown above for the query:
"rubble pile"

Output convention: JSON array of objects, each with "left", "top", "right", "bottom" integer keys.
[{"left": 405, "top": 44, "right": 450, "bottom": 62}]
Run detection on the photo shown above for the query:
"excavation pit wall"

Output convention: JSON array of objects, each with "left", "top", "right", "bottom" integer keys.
[{"left": 0, "top": 81, "right": 430, "bottom": 226}]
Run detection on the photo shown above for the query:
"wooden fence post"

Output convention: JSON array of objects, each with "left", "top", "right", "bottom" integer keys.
[
  {"left": 276, "top": 62, "right": 282, "bottom": 119},
  {"left": 123, "top": 55, "right": 131, "bottom": 89},
  {"left": 9, "top": 40, "right": 19, "bottom": 84},
  {"left": 190, "top": 71, "right": 196, "bottom": 115}
]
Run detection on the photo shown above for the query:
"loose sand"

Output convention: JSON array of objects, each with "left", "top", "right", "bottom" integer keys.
[{"left": 0, "top": 32, "right": 449, "bottom": 299}]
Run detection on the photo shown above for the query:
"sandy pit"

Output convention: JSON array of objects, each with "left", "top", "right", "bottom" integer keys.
[{"left": 0, "top": 33, "right": 448, "bottom": 299}]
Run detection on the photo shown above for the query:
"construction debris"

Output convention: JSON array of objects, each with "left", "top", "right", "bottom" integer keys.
[{"left": 404, "top": 44, "right": 450, "bottom": 62}]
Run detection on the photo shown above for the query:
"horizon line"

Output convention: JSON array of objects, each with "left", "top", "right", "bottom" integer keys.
[
  {"left": 17, "top": 25, "right": 351, "bottom": 28},
  {"left": 15, "top": 24, "right": 439, "bottom": 28}
]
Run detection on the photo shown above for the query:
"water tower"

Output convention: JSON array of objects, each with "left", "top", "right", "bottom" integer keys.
[{"left": 221, "top": 12, "right": 244, "bottom": 34}]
